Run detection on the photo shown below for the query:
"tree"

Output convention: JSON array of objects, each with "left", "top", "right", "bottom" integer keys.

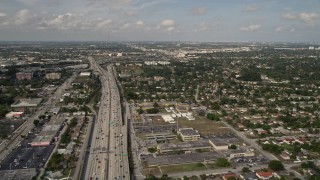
[
  {"left": 268, "top": 160, "right": 284, "bottom": 171},
  {"left": 137, "top": 108, "right": 144, "bottom": 114},
  {"left": 301, "top": 161, "right": 315, "bottom": 169},
  {"left": 160, "top": 174, "right": 169, "bottom": 180},
  {"left": 227, "top": 177, "right": 236, "bottom": 180},
  {"left": 33, "top": 119, "right": 39, "bottom": 126},
  {"left": 229, "top": 144, "right": 237, "bottom": 149},
  {"left": 145, "top": 174, "right": 157, "bottom": 180},
  {"left": 200, "top": 174, "right": 206, "bottom": 180},
  {"left": 70, "top": 117, "right": 77, "bottom": 127},
  {"left": 262, "top": 144, "right": 284, "bottom": 155},
  {"left": 147, "top": 147, "right": 157, "bottom": 153},
  {"left": 242, "top": 167, "right": 250, "bottom": 173},
  {"left": 0, "top": 105, "right": 9, "bottom": 118},
  {"left": 38, "top": 115, "right": 46, "bottom": 119},
  {"left": 190, "top": 176, "right": 198, "bottom": 180},
  {"left": 216, "top": 158, "right": 230, "bottom": 167},
  {"left": 207, "top": 113, "right": 220, "bottom": 121},
  {"left": 240, "top": 68, "right": 262, "bottom": 81},
  {"left": 153, "top": 102, "right": 159, "bottom": 108},
  {"left": 146, "top": 108, "right": 159, "bottom": 114},
  {"left": 211, "top": 102, "right": 220, "bottom": 110}
]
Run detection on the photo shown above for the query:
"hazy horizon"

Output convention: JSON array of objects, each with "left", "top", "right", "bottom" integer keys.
[{"left": 0, "top": 0, "right": 320, "bottom": 42}]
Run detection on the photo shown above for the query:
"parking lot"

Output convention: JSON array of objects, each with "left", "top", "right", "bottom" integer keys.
[
  {"left": 0, "top": 128, "right": 55, "bottom": 171},
  {"left": 232, "top": 155, "right": 269, "bottom": 166}
]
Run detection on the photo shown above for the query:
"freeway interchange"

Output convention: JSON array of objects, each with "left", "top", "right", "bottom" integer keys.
[{"left": 84, "top": 57, "right": 129, "bottom": 180}]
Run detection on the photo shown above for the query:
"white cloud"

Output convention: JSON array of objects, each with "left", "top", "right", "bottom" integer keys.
[
  {"left": 240, "top": 24, "right": 261, "bottom": 32},
  {"left": 38, "top": 12, "right": 113, "bottom": 31},
  {"left": 125, "top": 11, "right": 139, "bottom": 16},
  {"left": 44, "top": 13, "right": 80, "bottom": 30},
  {"left": 160, "top": 19, "right": 175, "bottom": 26},
  {"left": 17, "top": 0, "right": 40, "bottom": 6},
  {"left": 95, "top": 19, "right": 113, "bottom": 29},
  {"left": 194, "top": 22, "right": 208, "bottom": 32},
  {"left": 136, "top": 20, "right": 144, "bottom": 25},
  {"left": 166, "top": 26, "right": 174, "bottom": 32},
  {"left": 275, "top": 26, "right": 286, "bottom": 32},
  {"left": 0, "top": 13, "right": 7, "bottom": 17},
  {"left": 191, "top": 7, "right": 207, "bottom": 15},
  {"left": 87, "top": 0, "right": 132, "bottom": 7},
  {"left": 283, "top": 12, "right": 319, "bottom": 26},
  {"left": 275, "top": 26, "right": 295, "bottom": 32},
  {"left": 120, "top": 22, "right": 131, "bottom": 30},
  {"left": 4, "top": 9, "right": 38, "bottom": 26},
  {"left": 243, "top": 6, "right": 259, "bottom": 13},
  {"left": 299, "top": 13, "right": 319, "bottom": 25},
  {"left": 15, "top": 9, "right": 35, "bottom": 25},
  {"left": 283, "top": 13, "right": 296, "bottom": 19}
]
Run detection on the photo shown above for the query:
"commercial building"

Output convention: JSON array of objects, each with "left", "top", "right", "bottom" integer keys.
[
  {"left": 30, "top": 125, "right": 61, "bottom": 147},
  {"left": 161, "top": 115, "right": 175, "bottom": 123},
  {"left": 146, "top": 152, "right": 220, "bottom": 166},
  {"left": 178, "top": 128, "right": 200, "bottom": 141},
  {"left": 50, "top": 107, "right": 60, "bottom": 115},
  {"left": 72, "top": 111, "right": 85, "bottom": 116},
  {"left": 16, "top": 72, "right": 33, "bottom": 80},
  {"left": 240, "top": 172, "right": 258, "bottom": 180},
  {"left": 45, "top": 72, "right": 61, "bottom": 80},
  {"left": 222, "top": 173, "right": 237, "bottom": 180},
  {"left": 79, "top": 72, "right": 91, "bottom": 76},
  {"left": 57, "top": 142, "right": 75, "bottom": 155},
  {"left": 5, "top": 111, "right": 24, "bottom": 118},
  {"left": 11, "top": 98, "right": 42, "bottom": 108},
  {"left": 228, "top": 149, "right": 255, "bottom": 159},
  {"left": 31, "top": 136, "right": 53, "bottom": 146},
  {"left": 176, "top": 103, "right": 190, "bottom": 113},
  {"left": 255, "top": 171, "right": 278, "bottom": 180},
  {"left": 157, "top": 140, "right": 212, "bottom": 153},
  {"left": 209, "top": 139, "right": 229, "bottom": 150}
]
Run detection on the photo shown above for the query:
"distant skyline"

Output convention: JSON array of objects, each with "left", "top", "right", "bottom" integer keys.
[{"left": 0, "top": 0, "right": 320, "bottom": 42}]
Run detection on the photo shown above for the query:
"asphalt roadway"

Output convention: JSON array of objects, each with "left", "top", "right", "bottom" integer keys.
[{"left": 84, "top": 57, "right": 129, "bottom": 180}]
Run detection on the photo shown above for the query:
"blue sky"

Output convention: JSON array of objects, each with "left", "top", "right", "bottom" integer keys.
[{"left": 0, "top": 0, "right": 319, "bottom": 42}]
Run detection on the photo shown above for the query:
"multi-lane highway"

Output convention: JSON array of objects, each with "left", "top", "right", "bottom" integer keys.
[{"left": 84, "top": 57, "right": 129, "bottom": 180}]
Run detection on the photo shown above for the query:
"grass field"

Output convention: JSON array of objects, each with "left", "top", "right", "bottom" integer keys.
[
  {"left": 152, "top": 116, "right": 169, "bottom": 125},
  {"left": 177, "top": 115, "right": 231, "bottom": 135},
  {"left": 135, "top": 133, "right": 148, "bottom": 140},
  {"left": 142, "top": 167, "right": 162, "bottom": 176},
  {"left": 160, "top": 163, "right": 207, "bottom": 174},
  {"left": 206, "top": 163, "right": 219, "bottom": 169}
]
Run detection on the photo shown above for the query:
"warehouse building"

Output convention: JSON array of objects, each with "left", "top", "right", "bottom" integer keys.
[
  {"left": 5, "top": 111, "right": 24, "bottom": 118},
  {"left": 11, "top": 98, "right": 42, "bottom": 108},
  {"left": 178, "top": 128, "right": 200, "bottom": 141},
  {"left": 30, "top": 125, "right": 61, "bottom": 147},
  {"left": 45, "top": 72, "right": 61, "bottom": 80},
  {"left": 209, "top": 139, "right": 229, "bottom": 150},
  {"left": 16, "top": 72, "right": 33, "bottom": 80},
  {"left": 157, "top": 140, "right": 212, "bottom": 153}
]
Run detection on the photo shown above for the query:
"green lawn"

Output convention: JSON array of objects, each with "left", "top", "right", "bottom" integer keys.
[
  {"left": 136, "top": 133, "right": 148, "bottom": 140},
  {"left": 177, "top": 115, "right": 230, "bottom": 135},
  {"left": 282, "top": 143, "right": 293, "bottom": 151},
  {"left": 160, "top": 163, "right": 207, "bottom": 174}
]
